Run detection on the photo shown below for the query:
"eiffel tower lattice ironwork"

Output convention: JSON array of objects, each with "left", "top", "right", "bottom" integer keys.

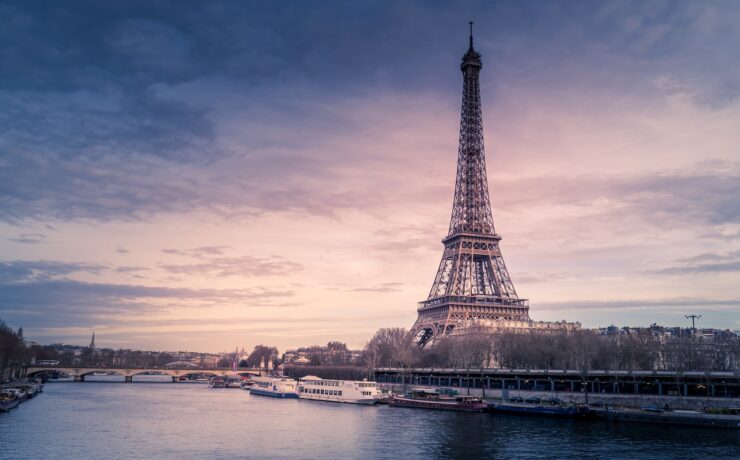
[{"left": 411, "top": 23, "right": 529, "bottom": 347}]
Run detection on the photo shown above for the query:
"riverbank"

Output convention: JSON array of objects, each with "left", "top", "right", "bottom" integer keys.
[
  {"left": 1, "top": 380, "right": 44, "bottom": 413},
  {"left": 379, "top": 383, "right": 740, "bottom": 412}
]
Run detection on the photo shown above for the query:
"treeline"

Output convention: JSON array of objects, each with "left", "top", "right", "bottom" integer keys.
[
  {"left": 283, "top": 365, "right": 369, "bottom": 381},
  {"left": 0, "top": 319, "right": 27, "bottom": 380},
  {"left": 359, "top": 327, "right": 740, "bottom": 373},
  {"left": 236, "top": 345, "right": 280, "bottom": 368}
]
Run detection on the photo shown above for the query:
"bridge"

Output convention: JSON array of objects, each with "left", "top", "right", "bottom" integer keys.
[{"left": 25, "top": 366, "right": 267, "bottom": 382}]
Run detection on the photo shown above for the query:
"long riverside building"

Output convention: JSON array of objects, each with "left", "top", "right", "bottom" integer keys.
[{"left": 375, "top": 367, "right": 740, "bottom": 398}]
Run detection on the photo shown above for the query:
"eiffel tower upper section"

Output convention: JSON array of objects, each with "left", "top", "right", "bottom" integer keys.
[
  {"left": 412, "top": 25, "right": 529, "bottom": 345},
  {"left": 447, "top": 27, "right": 495, "bottom": 238}
]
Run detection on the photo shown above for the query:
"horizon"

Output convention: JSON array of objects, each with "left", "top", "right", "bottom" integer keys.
[{"left": 2, "top": 1, "right": 740, "bottom": 353}]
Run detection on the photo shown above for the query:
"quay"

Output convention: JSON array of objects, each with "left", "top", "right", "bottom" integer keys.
[
  {"left": 375, "top": 367, "right": 740, "bottom": 411},
  {"left": 23, "top": 366, "right": 267, "bottom": 382},
  {"left": 375, "top": 367, "right": 740, "bottom": 398}
]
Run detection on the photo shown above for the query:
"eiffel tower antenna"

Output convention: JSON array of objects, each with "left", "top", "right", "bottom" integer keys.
[
  {"left": 469, "top": 21, "right": 474, "bottom": 49},
  {"left": 410, "top": 24, "right": 529, "bottom": 347}
]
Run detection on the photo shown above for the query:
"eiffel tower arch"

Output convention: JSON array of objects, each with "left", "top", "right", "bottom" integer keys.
[{"left": 411, "top": 24, "right": 530, "bottom": 347}]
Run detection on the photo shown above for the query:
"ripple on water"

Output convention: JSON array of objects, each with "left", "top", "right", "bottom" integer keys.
[{"left": 1, "top": 382, "right": 739, "bottom": 460}]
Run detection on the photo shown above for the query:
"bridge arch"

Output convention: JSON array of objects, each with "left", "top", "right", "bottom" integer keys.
[
  {"left": 128, "top": 369, "right": 179, "bottom": 378},
  {"left": 79, "top": 369, "right": 127, "bottom": 377},
  {"left": 24, "top": 366, "right": 266, "bottom": 382}
]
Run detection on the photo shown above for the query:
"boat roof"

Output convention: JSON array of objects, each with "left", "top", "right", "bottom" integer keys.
[{"left": 252, "top": 376, "right": 292, "bottom": 382}]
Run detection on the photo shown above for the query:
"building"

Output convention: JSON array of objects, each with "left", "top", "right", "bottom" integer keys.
[{"left": 410, "top": 25, "right": 579, "bottom": 346}]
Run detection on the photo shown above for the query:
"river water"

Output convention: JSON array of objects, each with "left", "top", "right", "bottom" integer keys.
[{"left": 1, "top": 376, "right": 739, "bottom": 459}]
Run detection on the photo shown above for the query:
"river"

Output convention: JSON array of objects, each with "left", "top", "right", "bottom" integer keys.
[{"left": 1, "top": 376, "right": 739, "bottom": 459}]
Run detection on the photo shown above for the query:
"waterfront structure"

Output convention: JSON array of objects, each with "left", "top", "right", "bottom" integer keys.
[
  {"left": 250, "top": 376, "right": 299, "bottom": 398},
  {"left": 297, "top": 375, "right": 380, "bottom": 404},
  {"left": 410, "top": 25, "right": 579, "bottom": 346},
  {"left": 375, "top": 367, "right": 740, "bottom": 399},
  {"left": 24, "top": 365, "right": 266, "bottom": 382}
]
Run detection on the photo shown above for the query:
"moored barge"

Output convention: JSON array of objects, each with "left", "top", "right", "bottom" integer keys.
[
  {"left": 591, "top": 406, "right": 740, "bottom": 429},
  {"left": 487, "top": 400, "right": 589, "bottom": 418},
  {"left": 390, "top": 389, "right": 487, "bottom": 412}
]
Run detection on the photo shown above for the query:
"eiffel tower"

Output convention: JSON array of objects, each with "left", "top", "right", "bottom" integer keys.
[{"left": 411, "top": 23, "right": 530, "bottom": 346}]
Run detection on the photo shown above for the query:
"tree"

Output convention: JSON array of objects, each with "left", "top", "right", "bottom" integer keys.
[
  {"left": 0, "top": 319, "right": 28, "bottom": 380},
  {"left": 246, "top": 345, "right": 279, "bottom": 367},
  {"left": 365, "top": 328, "right": 411, "bottom": 368}
]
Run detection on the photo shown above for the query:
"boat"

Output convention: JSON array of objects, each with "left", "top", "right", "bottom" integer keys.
[
  {"left": 389, "top": 388, "right": 487, "bottom": 412},
  {"left": 208, "top": 376, "right": 241, "bottom": 388},
  {"left": 487, "top": 400, "right": 589, "bottom": 418},
  {"left": 0, "top": 390, "right": 22, "bottom": 413},
  {"left": 22, "top": 384, "right": 38, "bottom": 399},
  {"left": 1, "top": 388, "right": 27, "bottom": 402},
  {"left": 240, "top": 379, "right": 254, "bottom": 390},
  {"left": 0, "top": 395, "right": 20, "bottom": 413},
  {"left": 297, "top": 376, "right": 380, "bottom": 405},
  {"left": 591, "top": 406, "right": 740, "bottom": 429},
  {"left": 249, "top": 377, "right": 299, "bottom": 398}
]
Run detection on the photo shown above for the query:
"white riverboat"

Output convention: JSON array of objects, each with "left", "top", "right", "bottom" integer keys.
[
  {"left": 297, "top": 376, "right": 380, "bottom": 405},
  {"left": 249, "top": 377, "right": 299, "bottom": 398}
]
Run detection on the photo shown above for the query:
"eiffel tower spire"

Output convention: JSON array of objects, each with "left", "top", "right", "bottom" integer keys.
[{"left": 411, "top": 25, "right": 529, "bottom": 347}]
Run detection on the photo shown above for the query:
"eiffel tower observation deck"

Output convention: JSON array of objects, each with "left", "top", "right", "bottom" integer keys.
[{"left": 411, "top": 24, "right": 532, "bottom": 346}]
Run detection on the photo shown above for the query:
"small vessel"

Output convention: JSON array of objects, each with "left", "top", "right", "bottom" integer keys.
[
  {"left": 389, "top": 388, "right": 487, "bottom": 412},
  {"left": 23, "top": 384, "right": 37, "bottom": 399},
  {"left": 208, "top": 376, "right": 241, "bottom": 388},
  {"left": 2, "top": 388, "right": 27, "bottom": 402},
  {"left": 591, "top": 406, "right": 740, "bottom": 429},
  {"left": 487, "top": 400, "right": 589, "bottom": 418},
  {"left": 297, "top": 376, "right": 380, "bottom": 405},
  {"left": 0, "top": 390, "right": 21, "bottom": 413},
  {"left": 249, "top": 377, "right": 299, "bottom": 398},
  {"left": 240, "top": 380, "right": 254, "bottom": 390}
]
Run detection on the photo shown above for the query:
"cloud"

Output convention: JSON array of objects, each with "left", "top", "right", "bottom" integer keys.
[
  {"left": 495, "top": 167, "right": 740, "bottom": 228},
  {"left": 0, "top": 278, "right": 295, "bottom": 329},
  {"left": 1, "top": 1, "right": 736, "bottom": 226},
  {"left": 0, "top": 260, "right": 105, "bottom": 283},
  {"left": 345, "top": 282, "right": 404, "bottom": 293},
  {"left": 115, "top": 266, "right": 149, "bottom": 273},
  {"left": 160, "top": 255, "right": 302, "bottom": 278},
  {"left": 514, "top": 272, "right": 572, "bottom": 284},
  {"left": 536, "top": 297, "right": 740, "bottom": 312},
  {"left": 161, "top": 246, "right": 230, "bottom": 257},
  {"left": 7, "top": 233, "right": 46, "bottom": 244},
  {"left": 651, "top": 250, "right": 740, "bottom": 275},
  {"left": 2, "top": 1, "right": 740, "bottom": 347}
]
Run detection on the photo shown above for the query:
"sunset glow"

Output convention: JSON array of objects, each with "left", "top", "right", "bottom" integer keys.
[{"left": 2, "top": 1, "right": 739, "bottom": 351}]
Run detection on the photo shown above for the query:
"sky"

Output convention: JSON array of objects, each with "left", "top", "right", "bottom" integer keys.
[{"left": 1, "top": 0, "right": 739, "bottom": 353}]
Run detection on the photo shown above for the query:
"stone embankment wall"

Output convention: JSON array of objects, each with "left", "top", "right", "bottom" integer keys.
[{"left": 379, "top": 384, "right": 740, "bottom": 411}]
